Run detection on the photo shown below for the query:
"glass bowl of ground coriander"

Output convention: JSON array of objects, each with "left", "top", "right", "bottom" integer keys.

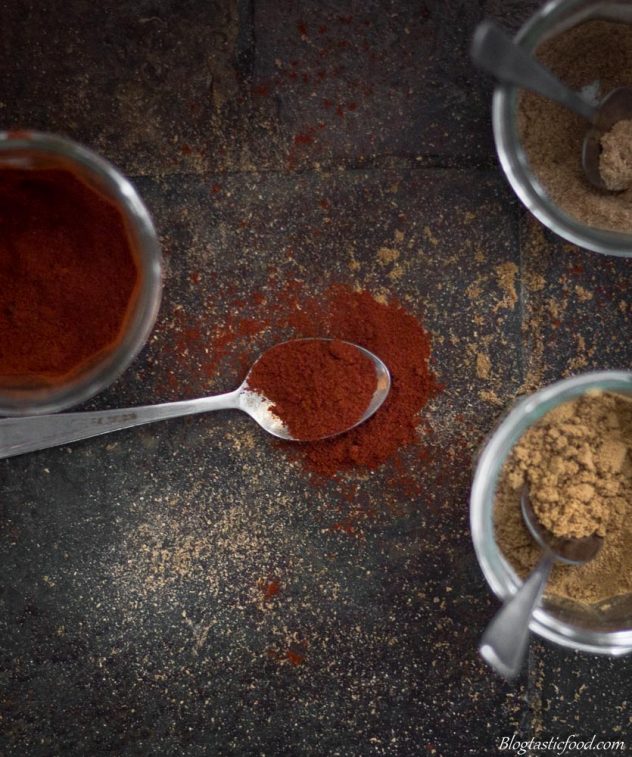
[
  {"left": 471, "top": 371, "right": 632, "bottom": 655},
  {"left": 0, "top": 131, "right": 162, "bottom": 415},
  {"left": 493, "top": 1, "right": 632, "bottom": 256}
]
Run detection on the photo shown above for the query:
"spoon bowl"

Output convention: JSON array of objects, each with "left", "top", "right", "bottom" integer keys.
[
  {"left": 520, "top": 485, "right": 603, "bottom": 565},
  {"left": 239, "top": 338, "right": 391, "bottom": 441},
  {"left": 582, "top": 87, "right": 632, "bottom": 191},
  {"left": 0, "top": 339, "right": 391, "bottom": 459}
]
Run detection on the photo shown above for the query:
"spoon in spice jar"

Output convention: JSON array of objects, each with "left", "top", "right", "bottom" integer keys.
[
  {"left": 479, "top": 485, "right": 602, "bottom": 680},
  {"left": 0, "top": 339, "right": 391, "bottom": 459},
  {"left": 471, "top": 20, "right": 632, "bottom": 190}
]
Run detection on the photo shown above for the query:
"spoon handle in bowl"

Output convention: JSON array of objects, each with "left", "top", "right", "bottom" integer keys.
[
  {"left": 479, "top": 552, "right": 554, "bottom": 679},
  {"left": 471, "top": 20, "right": 597, "bottom": 124},
  {"left": 0, "top": 391, "right": 241, "bottom": 460}
]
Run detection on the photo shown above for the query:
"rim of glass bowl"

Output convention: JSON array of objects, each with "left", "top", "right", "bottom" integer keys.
[
  {"left": 470, "top": 371, "right": 632, "bottom": 655},
  {"left": 492, "top": 0, "right": 632, "bottom": 257},
  {"left": 0, "top": 130, "right": 162, "bottom": 415}
]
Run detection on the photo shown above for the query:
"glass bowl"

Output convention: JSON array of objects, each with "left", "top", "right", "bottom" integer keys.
[
  {"left": 493, "top": 0, "right": 632, "bottom": 256},
  {"left": 0, "top": 131, "right": 162, "bottom": 415},
  {"left": 470, "top": 371, "right": 632, "bottom": 655}
]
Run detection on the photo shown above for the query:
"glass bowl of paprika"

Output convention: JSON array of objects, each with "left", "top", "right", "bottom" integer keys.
[{"left": 0, "top": 131, "right": 162, "bottom": 415}]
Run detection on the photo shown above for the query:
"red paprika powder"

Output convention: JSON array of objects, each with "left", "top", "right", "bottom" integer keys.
[
  {"left": 292, "top": 286, "right": 436, "bottom": 476},
  {"left": 246, "top": 338, "right": 378, "bottom": 441},
  {"left": 157, "top": 280, "right": 437, "bottom": 479},
  {"left": 0, "top": 168, "right": 139, "bottom": 384}
]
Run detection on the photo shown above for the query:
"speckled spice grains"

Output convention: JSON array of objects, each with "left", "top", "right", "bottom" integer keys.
[{"left": 80, "top": 275, "right": 439, "bottom": 695}]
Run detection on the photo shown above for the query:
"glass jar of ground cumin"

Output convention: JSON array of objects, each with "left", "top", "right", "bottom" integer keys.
[
  {"left": 493, "top": 0, "right": 632, "bottom": 256},
  {"left": 0, "top": 131, "right": 162, "bottom": 415},
  {"left": 470, "top": 371, "right": 632, "bottom": 656}
]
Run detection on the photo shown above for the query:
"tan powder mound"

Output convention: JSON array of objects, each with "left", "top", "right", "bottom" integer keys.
[
  {"left": 599, "top": 118, "right": 632, "bottom": 191},
  {"left": 494, "top": 391, "right": 632, "bottom": 604}
]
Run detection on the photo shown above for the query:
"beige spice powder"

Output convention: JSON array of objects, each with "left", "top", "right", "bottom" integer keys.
[
  {"left": 494, "top": 392, "right": 632, "bottom": 604},
  {"left": 518, "top": 20, "right": 632, "bottom": 232},
  {"left": 599, "top": 118, "right": 632, "bottom": 191}
]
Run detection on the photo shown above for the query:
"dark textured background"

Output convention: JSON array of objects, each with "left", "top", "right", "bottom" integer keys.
[{"left": 1, "top": 1, "right": 630, "bottom": 755}]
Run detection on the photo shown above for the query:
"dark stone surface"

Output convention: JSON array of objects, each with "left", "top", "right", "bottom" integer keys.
[{"left": 1, "top": 1, "right": 631, "bottom": 755}]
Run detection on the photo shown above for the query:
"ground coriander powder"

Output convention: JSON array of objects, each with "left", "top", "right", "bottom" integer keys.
[
  {"left": 599, "top": 118, "right": 632, "bottom": 191},
  {"left": 494, "top": 391, "right": 632, "bottom": 604},
  {"left": 518, "top": 20, "right": 632, "bottom": 232}
]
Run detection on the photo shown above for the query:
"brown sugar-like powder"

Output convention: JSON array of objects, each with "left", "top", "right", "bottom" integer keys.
[
  {"left": 518, "top": 20, "right": 632, "bottom": 231},
  {"left": 494, "top": 392, "right": 632, "bottom": 604},
  {"left": 599, "top": 118, "right": 632, "bottom": 190}
]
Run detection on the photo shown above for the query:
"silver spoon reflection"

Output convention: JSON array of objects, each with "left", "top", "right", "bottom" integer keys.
[
  {"left": 0, "top": 339, "right": 391, "bottom": 459},
  {"left": 480, "top": 485, "right": 602, "bottom": 679}
]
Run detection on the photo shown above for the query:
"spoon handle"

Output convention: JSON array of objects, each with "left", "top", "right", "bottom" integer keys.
[
  {"left": 479, "top": 552, "right": 554, "bottom": 679},
  {"left": 471, "top": 20, "right": 597, "bottom": 123},
  {"left": 0, "top": 392, "right": 241, "bottom": 460}
]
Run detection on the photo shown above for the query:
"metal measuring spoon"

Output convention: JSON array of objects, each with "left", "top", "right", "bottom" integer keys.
[
  {"left": 480, "top": 485, "right": 602, "bottom": 679},
  {"left": 471, "top": 20, "right": 632, "bottom": 191},
  {"left": 0, "top": 339, "right": 391, "bottom": 459}
]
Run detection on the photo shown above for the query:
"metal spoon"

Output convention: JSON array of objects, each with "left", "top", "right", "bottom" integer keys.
[
  {"left": 471, "top": 20, "right": 632, "bottom": 190},
  {"left": 480, "top": 485, "right": 602, "bottom": 679},
  {"left": 0, "top": 339, "right": 391, "bottom": 459}
]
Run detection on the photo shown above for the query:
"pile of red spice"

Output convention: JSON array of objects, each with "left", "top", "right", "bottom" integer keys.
[
  {"left": 246, "top": 338, "right": 378, "bottom": 441},
  {"left": 0, "top": 168, "right": 139, "bottom": 384},
  {"left": 158, "top": 280, "right": 437, "bottom": 478},
  {"left": 288, "top": 286, "right": 436, "bottom": 476}
]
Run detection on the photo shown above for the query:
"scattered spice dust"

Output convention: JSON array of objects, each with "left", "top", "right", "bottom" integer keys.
[
  {"left": 285, "top": 649, "right": 305, "bottom": 666},
  {"left": 259, "top": 578, "right": 281, "bottom": 599}
]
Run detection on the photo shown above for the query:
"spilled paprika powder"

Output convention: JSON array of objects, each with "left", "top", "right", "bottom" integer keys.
[
  {"left": 0, "top": 168, "right": 139, "bottom": 385},
  {"left": 157, "top": 280, "right": 437, "bottom": 478},
  {"left": 286, "top": 285, "right": 436, "bottom": 476},
  {"left": 246, "top": 338, "right": 378, "bottom": 441}
]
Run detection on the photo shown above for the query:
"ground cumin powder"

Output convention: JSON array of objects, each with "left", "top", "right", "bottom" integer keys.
[
  {"left": 518, "top": 20, "right": 632, "bottom": 232},
  {"left": 494, "top": 391, "right": 632, "bottom": 604}
]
